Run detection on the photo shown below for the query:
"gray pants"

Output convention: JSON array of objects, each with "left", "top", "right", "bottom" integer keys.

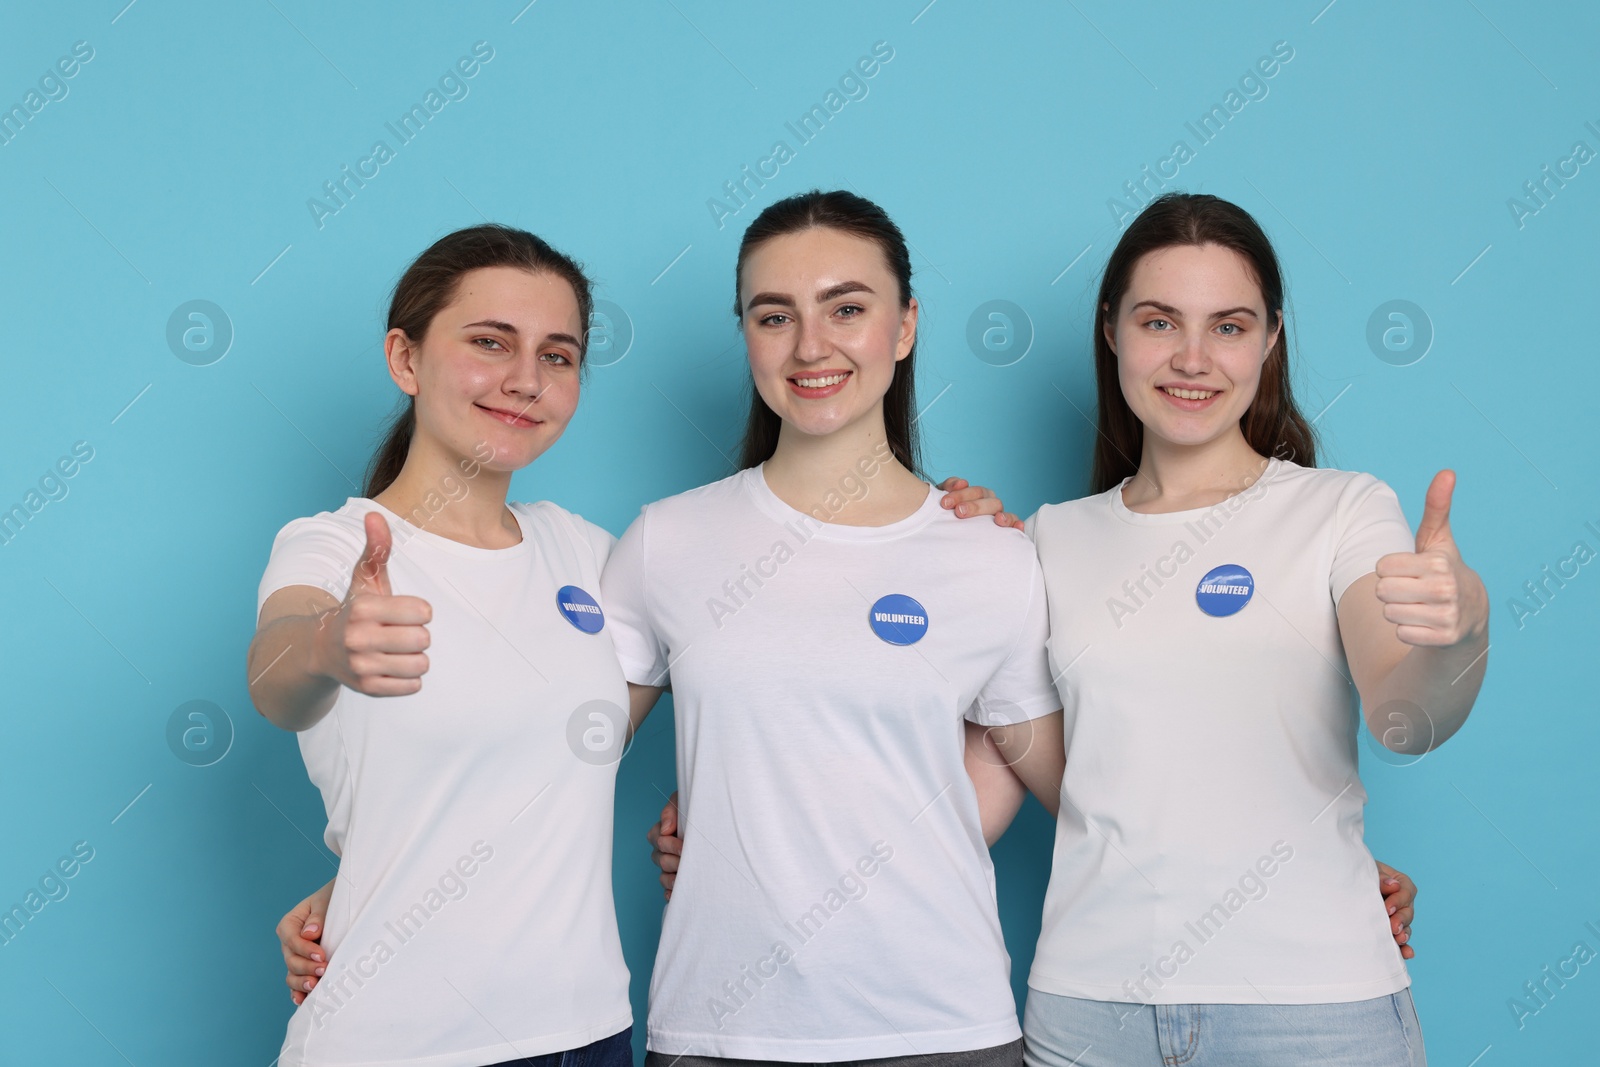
[{"left": 644, "top": 1037, "right": 1025, "bottom": 1067}]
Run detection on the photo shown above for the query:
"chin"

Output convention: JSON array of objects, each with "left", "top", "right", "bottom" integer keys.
[
  {"left": 486, "top": 433, "right": 559, "bottom": 469},
  {"left": 788, "top": 410, "right": 858, "bottom": 439},
  {"left": 1140, "top": 415, "right": 1225, "bottom": 449}
]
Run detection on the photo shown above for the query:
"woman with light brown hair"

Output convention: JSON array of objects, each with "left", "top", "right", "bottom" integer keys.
[{"left": 1017, "top": 192, "right": 1485, "bottom": 1065}]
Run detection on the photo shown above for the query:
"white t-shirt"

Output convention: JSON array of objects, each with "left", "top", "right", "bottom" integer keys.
[
  {"left": 601, "top": 465, "right": 1059, "bottom": 1061},
  {"left": 258, "top": 497, "right": 633, "bottom": 1067},
  {"left": 1024, "top": 458, "right": 1416, "bottom": 1005}
]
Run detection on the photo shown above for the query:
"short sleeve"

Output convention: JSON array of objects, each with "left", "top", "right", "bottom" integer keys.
[
  {"left": 1330, "top": 474, "right": 1415, "bottom": 604},
  {"left": 599, "top": 506, "right": 670, "bottom": 688},
  {"left": 566, "top": 512, "right": 620, "bottom": 572},
  {"left": 256, "top": 514, "right": 364, "bottom": 620},
  {"left": 967, "top": 550, "right": 1059, "bottom": 726}
]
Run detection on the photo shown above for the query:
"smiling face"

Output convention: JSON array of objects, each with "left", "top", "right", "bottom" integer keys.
[
  {"left": 388, "top": 265, "right": 584, "bottom": 473},
  {"left": 1104, "top": 242, "right": 1282, "bottom": 451},
  {"left": 739, "top": 226, "right": 916, "bottom": 442}
]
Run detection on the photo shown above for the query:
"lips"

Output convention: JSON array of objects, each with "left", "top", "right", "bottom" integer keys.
[
  {"left": 787, "top": 369, "right": 852, "bottom": 399},
  {"left": 476, "top": 403, "right": 539, "bottom": 428},
  {"left": 1157, "top": 385, "right": 1222, "bottom": 411}
]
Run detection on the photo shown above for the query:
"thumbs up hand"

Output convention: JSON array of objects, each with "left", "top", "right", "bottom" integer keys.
[
  {"left": 350, "top": 508, "right": 394, "bottom": 597},
  {"left": 315, "top": 511, "right": 434, "bottom": 696},
  {"left": 1374, "top": 471, "right": 1488, "bottom": 648}
]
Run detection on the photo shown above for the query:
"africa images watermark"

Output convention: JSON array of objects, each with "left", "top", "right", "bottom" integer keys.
[
  {"left": 705, "top": 40, "right": 895, "bottom": 231},
  {"left": 307, "top": 840, "right": 495, "bottom": 1028},
  {"left": 1506, "top": 117, "right": 1600, "bottom": 231},
  {"left": 0, "top": 841, "right": 96, "bottom": 949},
  {"left": 706, "top": 441, "right": 895, "bottom": 629},
  {"left": 1117, "top": 840, "right": 1295, "bottom": 1009},
  {"left": 1508, "top": 918, "right": 1600, "bottom": 1031},
  {"left": 706, "top": 840, "right": 896, "bottom": 1030},
  {"left": 285, "top": 439, "right": 497, "bottom": 626},
  {"left": 1504, "top": 517, "right": 1599, "bottom": 631},
  {"left": 0, "top": 440, "right": 95, "bottom": 549},
  {"left": 1104, "top": 456, "right": 1274, "bottom": 630},
  {"left": 0, "top": 40, "right": 94, "bottom": 148},
  {"left": 1106, "top": 40, "right": 1295, "bottom": 227},
  {"left": 306, "top": 41, "right": 495, "bottom": 230}
]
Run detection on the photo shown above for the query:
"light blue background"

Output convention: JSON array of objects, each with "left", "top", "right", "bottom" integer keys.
[{"left": 2, "top": 2, "right": 1596, "bottom": 1063}]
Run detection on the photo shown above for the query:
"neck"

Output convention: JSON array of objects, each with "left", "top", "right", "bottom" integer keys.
[
  {"left": 761, "top": 407, "right": 926, "bottom": 526},
  {"left": 374, "top": 432, "right": 519, "bottom": 549},
  {"left": 1123, "top": 425, "right": 1270, "bottom": 512}
]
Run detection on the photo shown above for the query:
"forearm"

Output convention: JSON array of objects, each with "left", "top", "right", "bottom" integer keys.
[
  {"left": 994, "top": 711, "right": 1065, "bottom": 819},
  {"left": 626, "top": 683, "right": 664, "bottom": 740},
  {"left": 1362, "top": 632, "right": 1486, "bottom": 753},
  {"left": 247, "top": 614, "right": 341, "bottom": 732},
  {"left": 964, "top": 720, "right": 1027, "bottom": 846}
]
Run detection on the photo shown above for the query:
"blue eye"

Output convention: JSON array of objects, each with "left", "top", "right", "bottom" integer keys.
[
  {"left": 1217, "top": 323, "right": 1241, "bottom": 336},
  {"left": 758, "top": 313, "right": 791, "bottom": 327},
  {"left": 836, "top": 304, "right": 864, "bottom": 318},
  {"left": 1146, "top": 318, "right": 1171, "bottom": 331}
]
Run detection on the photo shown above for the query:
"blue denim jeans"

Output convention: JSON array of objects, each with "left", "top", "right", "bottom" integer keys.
[
  {"left": 484, "top": 1026, "right": 633, "bottom": 1067},
  {"left": 1022, "top": 989, "right": 1425, "bottom": 1067}
]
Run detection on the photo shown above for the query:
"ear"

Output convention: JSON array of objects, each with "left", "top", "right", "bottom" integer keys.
[
  {"left": 1101, "top": 302, "right": 1117, "bottom": 355},
  {"left": 894, "top": 296, "right": 919, "bottom": 362},
  {"left": 1265, "top": 307, "right": 1283, "bottom": 356},
  {"left": 384, "top": 327, "right": 421, "bottom": 397}
]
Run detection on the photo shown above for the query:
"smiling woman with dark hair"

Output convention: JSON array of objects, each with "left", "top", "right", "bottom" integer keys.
[
  {"left": 1017, "top": 192, "right": 1487, "bottom": 1066},
  {"left": 607, "top": 189, "right": 1063, "bottom": 1066},
  {"left": 249, "top": 224, "right": 645, "bottom": 1067}
]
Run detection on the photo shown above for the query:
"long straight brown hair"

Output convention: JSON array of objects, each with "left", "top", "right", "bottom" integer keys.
[
  {"left": 732, "top": 189, "right": 924, "bottom": 478},
  {"left": 363, "top": 224, "right": 594, "bottom": 498},
  {"left": 1091, "top": 192, "right": 1317, "bottom": 494}
]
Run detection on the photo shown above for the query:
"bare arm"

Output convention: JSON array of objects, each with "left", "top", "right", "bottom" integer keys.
[
  {"left": 248, "top": 587, "right": 345, "bottom": 732},
  {"left": 1338, "top": 472, "right": 1488, "bottom": 754},
  {"left": 626, "top": 682, "right": 665, "bottom": 740},
  {"left": 964, "top": 720, "right": 1028, "bottom": 845},
  {"left": 990, "top": 711, "right": 1066, "bottom": 819},
  {"left": 247, "top": 512, "right": 433, "bottom": 732},
  {"left": 964, "top": 711, "right": 1066, "bottom": 845}
]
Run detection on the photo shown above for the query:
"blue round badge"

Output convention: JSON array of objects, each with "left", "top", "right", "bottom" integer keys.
[
  {"left": 1195, "top": 564, "right": 1254, "bottom": 617},
  {"left": 556, "top": 585, "right": 605, "bottom": 634},
  {"left": 869, "top": 594, "right": 929, "bottom": 645}
]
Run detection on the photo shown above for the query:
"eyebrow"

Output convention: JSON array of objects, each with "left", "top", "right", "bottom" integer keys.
[
  {"left": 1128, "top": 300, "right": 1259, "bottom": 320},
  {"left": 461, "top": 319, "right": 583, "bottom": 348},
  {"left": 463, "top": 318, "right": 518, "bottom": 333},
  {"left": 744, "top": 280, "right": 876, "bottom": 312}
]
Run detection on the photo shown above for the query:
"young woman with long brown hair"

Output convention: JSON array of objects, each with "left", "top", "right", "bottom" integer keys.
[
  {"left": 1017, "top": 192, "right": 1486, "bottom": 1065},
  {"left": 603, "top": 189, "right": 1066, "bottom": 1065}
]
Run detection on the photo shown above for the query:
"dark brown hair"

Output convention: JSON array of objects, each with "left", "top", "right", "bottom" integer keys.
[
  {"left": 1090, "top": 192, "right": 1317, "bottom": 494},
  {"left": 363, "top": 224, "right": 594, "bottom": 498},
  {"left": 732, "top": 189, "right": 923, "bottom": 477}
]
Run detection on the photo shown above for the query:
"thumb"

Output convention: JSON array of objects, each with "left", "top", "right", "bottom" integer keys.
[
  {"left": 1414, "top": 470, "right": 1456, "bottom": 553},
  {"left": 352, "top": 511, "right": 393, "bottom": 596}
]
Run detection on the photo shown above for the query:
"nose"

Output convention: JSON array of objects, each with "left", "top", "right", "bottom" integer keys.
[
  {"left": 794, "top": 314, "right": 830, "bottom": 365},
  {"left": 504, "top": 351, "right": 548, "bottom": 404},
  {"left": 1170, "top": 329, "right": 1210, "bottom": 376}
]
